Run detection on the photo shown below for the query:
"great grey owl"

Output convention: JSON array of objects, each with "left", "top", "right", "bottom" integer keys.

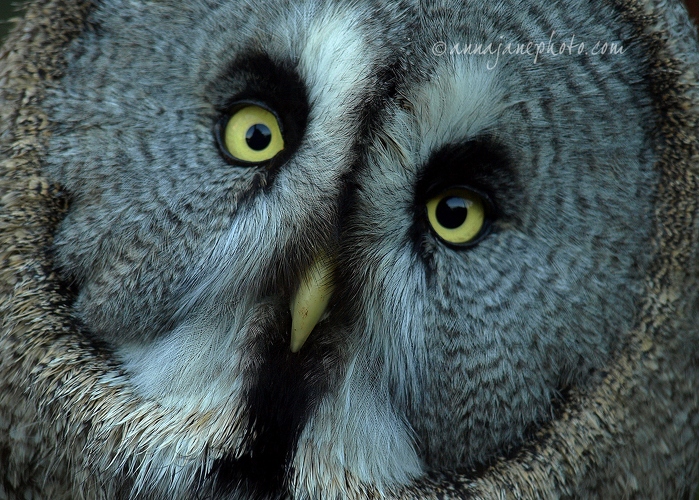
[{"left": 1, "top": 0, "right": 699, "bottom": 498}]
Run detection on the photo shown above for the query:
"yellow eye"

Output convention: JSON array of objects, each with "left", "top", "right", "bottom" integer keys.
[
  {"left": 426, "top": 188, "right": 488, "bottom": 246},
  {"left": 222, "top": 105, "right": 284, "bottom": 163}
]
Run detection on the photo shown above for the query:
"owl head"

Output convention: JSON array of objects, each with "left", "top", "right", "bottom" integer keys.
[{"left": 1, "top": 0, "right": 699, "bottom": 498}]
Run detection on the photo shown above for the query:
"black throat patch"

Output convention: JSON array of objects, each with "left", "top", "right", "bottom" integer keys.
[{"left": 208, "top": 309, "right": 335, "bottom": 499}]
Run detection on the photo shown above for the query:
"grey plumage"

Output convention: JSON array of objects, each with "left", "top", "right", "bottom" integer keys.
[
  {"left": 45, "top": 0, "right": 657, "bottom": 495},
  {"left": 2, "top": 0, "right": 698, "bottom": 498}
]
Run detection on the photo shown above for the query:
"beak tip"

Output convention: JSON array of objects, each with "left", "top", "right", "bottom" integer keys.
[
  {"left": 289, "top": 254, "right": 335, "bottom": 353},
  {"left": 289, "top": 323, "right": 311, "bottom": 353}
]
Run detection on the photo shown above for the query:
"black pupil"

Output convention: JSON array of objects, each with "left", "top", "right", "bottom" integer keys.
[
  {"left": 436, "top": 196, "right": 469, "bottom": 229},
  {"left": 245, "top": 123, "right": 272, "bottom": 151}
]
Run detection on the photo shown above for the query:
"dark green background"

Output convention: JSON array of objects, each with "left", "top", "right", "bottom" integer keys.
[{"left": 0, "top": 0, "right": 26, "bottom": 43}]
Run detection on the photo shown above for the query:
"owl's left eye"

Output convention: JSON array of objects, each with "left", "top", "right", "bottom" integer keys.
[
  {"left": 426, "top": 187, "right": 491, "bottom": 247},
  {"left": 218, "top": 104, "right": 284, "bottom": 164}
]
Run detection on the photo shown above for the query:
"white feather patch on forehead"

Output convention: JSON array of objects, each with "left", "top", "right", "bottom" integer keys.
[
  {"left": 298, "top": 6, "right": 376, "bottom": 114},
  {"left": 411, "top": 58, "right": 506, "bottom": 160}
]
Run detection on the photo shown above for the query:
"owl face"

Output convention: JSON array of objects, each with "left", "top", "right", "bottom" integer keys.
[{"left": 44, "top": 0, "right": 657, "bottom": 497}]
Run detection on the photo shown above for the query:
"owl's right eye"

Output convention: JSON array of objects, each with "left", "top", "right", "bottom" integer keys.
[
  {"left": 425, "top": 187, "right": 491, "bottom": 247},
  {"left": 218, "top": 104, "right": 284, "bottom": 164}
]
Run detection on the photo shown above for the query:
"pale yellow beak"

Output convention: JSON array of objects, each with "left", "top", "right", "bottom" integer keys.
[{"left": 289, "top": 254, "right": 335, "bottom": 353}]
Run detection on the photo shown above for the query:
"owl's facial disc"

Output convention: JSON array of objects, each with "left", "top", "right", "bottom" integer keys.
[
  {"left": 39, "top": 0, "right": 662, "bottom": 496},
  {"left": 290, "top": 253, "right": 335, "bottom": 352}
]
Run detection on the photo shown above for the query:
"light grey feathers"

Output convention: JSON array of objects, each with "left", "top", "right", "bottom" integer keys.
[{"left": 42, "top": 0, "right": 658, "bottom": 498}]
